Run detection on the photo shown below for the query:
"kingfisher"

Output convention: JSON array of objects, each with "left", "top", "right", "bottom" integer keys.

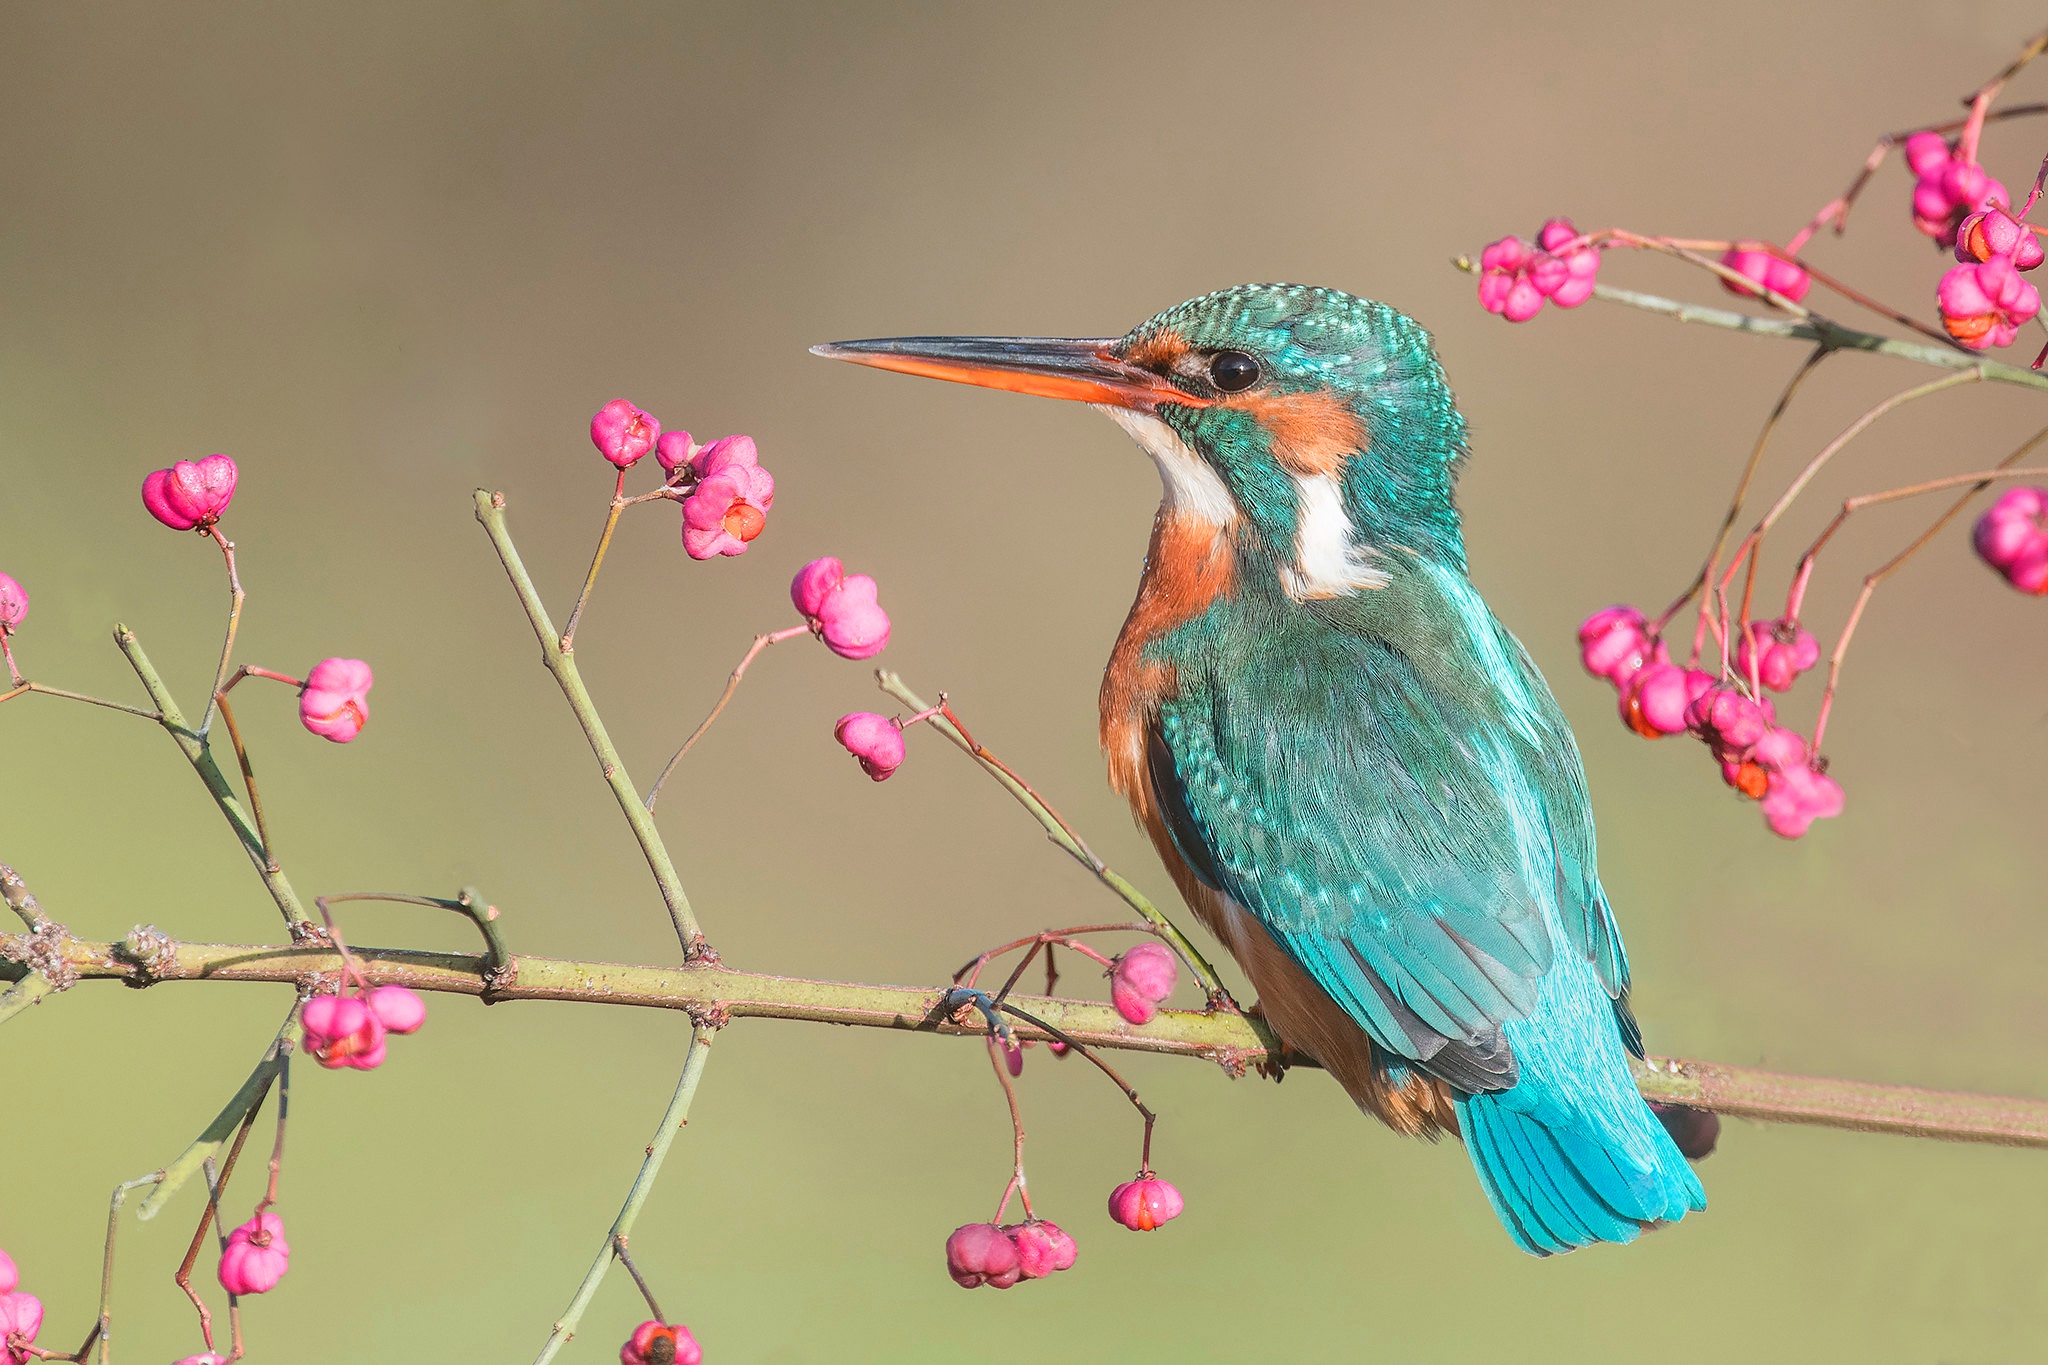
[{"left": 813, "top": 284, "right": 1705, "bottom": 1255}]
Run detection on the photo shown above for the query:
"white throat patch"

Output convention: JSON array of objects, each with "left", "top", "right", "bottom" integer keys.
[
  {"left": 1093, "top": 406, "right": 1237, "bottom": 529},
  {"left": 1279, "top": 472, "right": 1389, "bottom": 599}
]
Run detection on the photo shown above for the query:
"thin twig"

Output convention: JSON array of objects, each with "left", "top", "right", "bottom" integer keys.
[
  {"left": 1805, "top": 427, "right": 2048, "bottom": 751},
  {"left": 986, "top": 1035, "right": 1033, "bottom": 1223},
  {"left": 611, "top": 1237, "right": 666, "bottom": 1324},
  {"left": 877, "top": 672, "right": 1235, "bottom": 1009},
  {"left": 197, "top": 527, "right": 244, "bottom": 736},
  {"left": 1710, "top": 369, "right": 1986, "bottom": 672},
  {"left": 559, "top": 469, "right": 628, "bottom": 652},
  {"left": 318, "top": 890, "right": 513, "bottom": 986},
  {"left": 532, "top": 1023, "right": 716, "bottom": 1365},
  {"left": 645, "top": 625, "right": 810, "bottom": 811},
  {"left": 212, "top": 694, "right": 276, "bottom": 872},
  {"left": 1652, "top": 345, "right": 1828, "bottom": 653}
]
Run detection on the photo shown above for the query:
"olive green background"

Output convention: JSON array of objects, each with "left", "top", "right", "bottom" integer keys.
[{"left": 5, "top": 3, "right": 2048, "bottom": 1361}]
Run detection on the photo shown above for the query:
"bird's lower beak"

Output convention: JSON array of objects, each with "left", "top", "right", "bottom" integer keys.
[{"left": 809, "top": 335, "right": 1194, "bottom": 410}]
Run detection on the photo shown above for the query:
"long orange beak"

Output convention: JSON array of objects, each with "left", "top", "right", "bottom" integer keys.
[{"left": 809, "top": 336, "right": 1199, "bottom": 410}]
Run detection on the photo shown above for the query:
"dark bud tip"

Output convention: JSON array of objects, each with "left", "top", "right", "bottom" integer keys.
[{"left": 1650, "top": 1100, "right": 1721, "bottom": 1161}]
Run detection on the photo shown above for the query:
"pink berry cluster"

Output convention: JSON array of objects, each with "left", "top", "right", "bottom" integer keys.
[
  {"left": 620, "top": 1319, "right": 703, "bottom": 1365},
  {"left": 1578, "top": 606, "right": 1844, "bottom": 839},
  {"left": 945, "top": 1219, "right": 1078, "bottom": 1290},
  {"left": 1, "top": 1245, "right": 42, "bottom": 1365},
  {"left": 1974, "top": 486, "right": 2048, "bottom": 593},
  {"left": 1477, "top": 218, "right": 1601, "bottom": 321},
  {"left": 301, "top": 984, "right": 427, "bottom": 1072},
  {"left": 1905, "top": 131, "right": 2010, "bottom": 247},
  {"left": 590, "top": 400, "right": 775, "bottom": 560},
  {"left": 1901, "top": 130, "right": 2048, "bottom": 351},
  {"left": 1108, "top": 942, "right": 1179, "bottom": 1025}
]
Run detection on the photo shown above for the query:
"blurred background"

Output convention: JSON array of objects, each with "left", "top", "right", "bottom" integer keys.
[{"left": 5, "top": 3, "right": 2048, "bottom": 1360}]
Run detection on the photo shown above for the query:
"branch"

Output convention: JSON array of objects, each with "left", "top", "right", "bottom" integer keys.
[
  {"left": 472, "top": 490, "right": 707, "bottom": 960},
  {"left": 12, "top": 931, "right": 2048, "bottom": 1149},
  {"left": 1583, "top": 282, "right": 2048, "bottom": 392},
  {"left": 533, "top": 1023, "right": 716, "bottom": 1364},
  {"left": 113, "top": 627, "right": 315, "bottom": 938},
  {"left": 1450, "top": 255, "right": 2048, "bottom": 393}
]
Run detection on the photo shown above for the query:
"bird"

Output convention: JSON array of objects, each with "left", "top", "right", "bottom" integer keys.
[{"left": 812, "top": 283, "right": 1705, "bottom": 1255}]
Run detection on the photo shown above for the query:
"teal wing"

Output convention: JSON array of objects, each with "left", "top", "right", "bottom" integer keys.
[{"left": 1149, "top": 605, "right": 1633, "bottom": 1092}]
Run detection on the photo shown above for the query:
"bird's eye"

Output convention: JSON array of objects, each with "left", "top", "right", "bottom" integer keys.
[{"left": 1208, "top": 350, "right": 1260, "bottom": 392}]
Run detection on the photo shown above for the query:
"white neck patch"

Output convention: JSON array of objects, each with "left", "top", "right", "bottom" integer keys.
[
  {"left": 1093, "top": 406, "right": 1237, "bottom": 529},
  {"left": 1279, "top": 472, "right": 1389, "bottom": 599}
]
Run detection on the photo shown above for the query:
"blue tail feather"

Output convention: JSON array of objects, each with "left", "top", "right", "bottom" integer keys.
[{"left": 1452, "top": 944, "right": 1706, "bottom": 1255}]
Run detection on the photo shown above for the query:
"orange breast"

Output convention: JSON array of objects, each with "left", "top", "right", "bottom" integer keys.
[{"left": 1099, "top": 514, "right": 1455, "bottom": 1140}]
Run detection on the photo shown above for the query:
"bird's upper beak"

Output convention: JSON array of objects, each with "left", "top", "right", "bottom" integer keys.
[{"left": 808, "top": 335, "right": 1197, "bottom": 410}]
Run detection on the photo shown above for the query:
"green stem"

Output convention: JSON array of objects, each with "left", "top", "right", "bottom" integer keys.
[
  {"left": 136, "top": 1009, "right": 295, "bottom": 1220},
  {"left": 113, "top": 626, "right": 313, "bottom": 938},
  {"left": 533, "top": 1024, "right": 716, "bottom": 1364},
  {"left": 1586, "top": 280, "right": 2048, "bottom": 392},
  {"left": 2, "top": 863, "right": 48, "bottom": 931},
  {"left": 877, "top": 672, "right": 1234, "bottom": 1008},
  {"left": 94, "top": 1175, "right": 166, "bottom": 1364},
  {"left": 472, "top": 491, "right": 707, "bottom": 960},
  {"left": 0, "top": 971, "right": 55, "bottom": 1025}
]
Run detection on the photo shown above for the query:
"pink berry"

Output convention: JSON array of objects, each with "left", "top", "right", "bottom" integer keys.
[
  {"left": 835, "top": 712, "right": 906, "bottom": 781},
  {"left": 0, "top": 1249, "right": 14, "bottom": 1295},
  {"left": 1759, "top": 762, "right": 1845, "bottom": 840},
  {"left": 298, "top": 657, "right": 373, "bottom": 743},
  {"left": 654, "top": 429, "right": 699, "bottom": 476},
  {"left": 591, "top": 400, "right": 660, "bottom": 469},
  {"left": 1576, "top": 605, "right": 1662, "bottom": 684},
  {"left": 1109, "top": 942, "right": 1178, "bottom": 1026},
  {"left": 1720, "top": 247, "right": 1812, "bottom": 304},
  {"left": 217, "top": 1213, "right": 290, "bottom": 1296},
  {"left": 0, "top": 574, "right": 26, "bottom": 632},
  {"left": 142, "top": 455, "right": 238, "bottom": 531},
  {"left": 301, "top": 994, "right": 387, "bottom": 1071},
  {"left": 172, "top": 1355, "right": 230, "bottom": 1365},
  {"left": 1903, "top": 131, "right": 1953, "bottom": 178},
  {"left": 1939, "top": 254, "right": 2042, "bottom": 350},
  {"left": 791, "top": 558, "right": 892, "bottom": 660},
  {"left": 0, "top": 1291, "right": 42, "bottom": 1365},
  {"left": 620, "top": 1320, "right": 702, "bottom": 1365},
  {"left": 680, "top": 439, "right": 775, "bottom": 560},
  {"left": 364, "top": 984, "right": 427, "bottom": 1035},
  {"left": 1735, "top": 618, "right": 1820, "bottom": 692},
  {"left": 1007, "top": 1220, "right": 1078, "bottom": 1278},
  {"left": 1956, "top": 206, "right": 2046, "bottom": 270},
  {"left": 945, "top": 1222, "right": 1022, "bottom": 1289},
  {"left": 1685, "top": 686, "right": 1770, "bottom": 753},
  {"left": 1107, "top": 1175, "right": 1184, "bottom": 1232},
  {"left": 1749, "top": 725, "right": 1808, "bottom": 772},
  {"left": 1973, "top": 486, "right": 2048, "bottom": 595},
  {"left": 1622, "top": 663, "right": 1709, "bottom": 738}
]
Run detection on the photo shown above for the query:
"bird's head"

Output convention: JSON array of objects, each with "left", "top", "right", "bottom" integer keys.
[{"left": 814, "top": 283, "right": 1470, "bottom": 595}]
